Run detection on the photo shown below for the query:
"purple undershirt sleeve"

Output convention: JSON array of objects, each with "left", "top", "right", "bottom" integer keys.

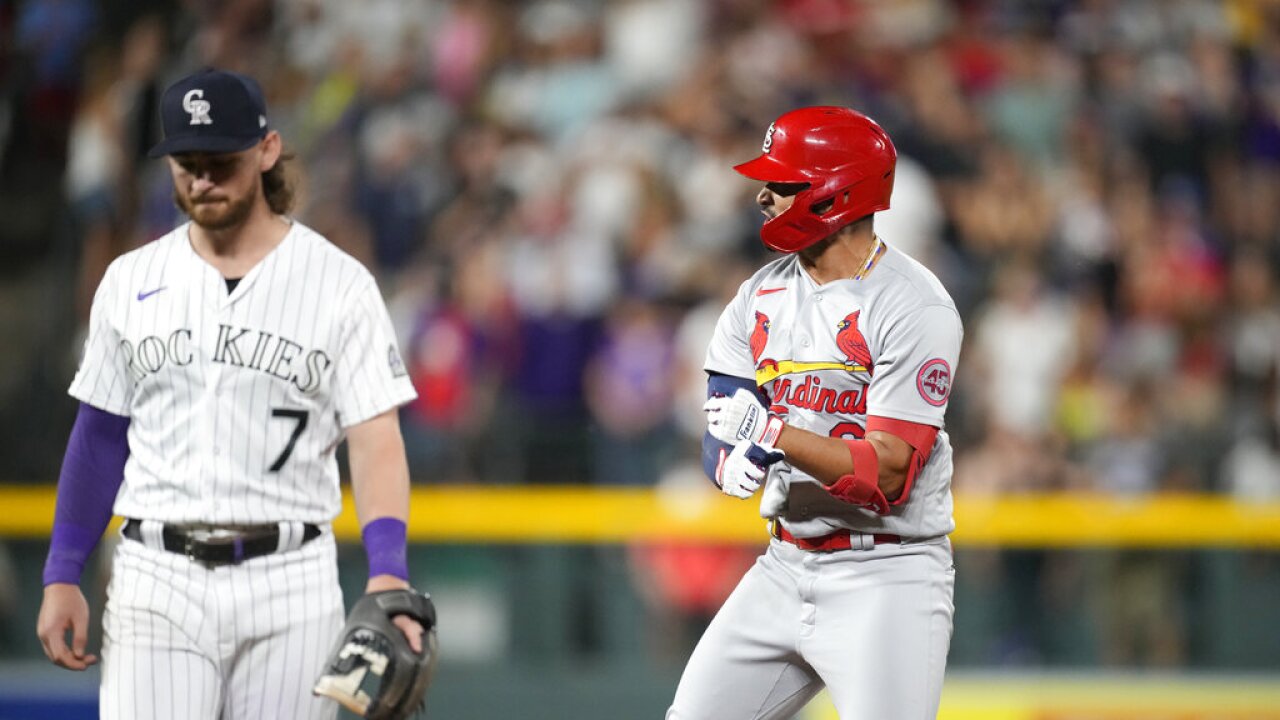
[
  {"left": 42, "top": 403, "right": 130, "bottom": 586},
  {"left": 362, "top": 516, "right": 409, "bottom": 581}
]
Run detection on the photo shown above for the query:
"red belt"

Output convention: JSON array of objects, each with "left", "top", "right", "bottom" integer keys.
[{"left": 772, "top": 522, "right": 900, "bottom": 551}]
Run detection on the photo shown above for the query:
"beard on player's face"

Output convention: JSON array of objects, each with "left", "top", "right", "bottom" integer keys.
[{"left": 173, "top": 179, "right": 259, "bottom": 231}]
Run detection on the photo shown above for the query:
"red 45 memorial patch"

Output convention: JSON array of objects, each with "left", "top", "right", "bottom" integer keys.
[{"left": 916, "top": 359, "right": 951, "bottom": 407}]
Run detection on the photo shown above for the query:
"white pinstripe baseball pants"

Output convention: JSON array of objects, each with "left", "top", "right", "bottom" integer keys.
[{"left": 99, "top": 527, "right": 344, "bottom": 719}]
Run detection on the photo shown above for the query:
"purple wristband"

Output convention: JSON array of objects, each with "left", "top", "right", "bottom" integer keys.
[
  {"left": 362, "top": 517, "right": 409, "bottom": 581},
  {"left": 43, "top": 403, "right": 130, "bottom": 586}
]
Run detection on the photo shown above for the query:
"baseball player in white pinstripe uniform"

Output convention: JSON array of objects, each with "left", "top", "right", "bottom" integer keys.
[{"left": 37, "top": 68, "right": 426, "bottom": 719}]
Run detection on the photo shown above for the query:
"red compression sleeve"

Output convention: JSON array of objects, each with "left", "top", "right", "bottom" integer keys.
[
  {"left": 827, "top": 439, "right": 889, "bottom": 514},
  {"left": 865, "top": 416, "right": 939, "bottom": 506}
]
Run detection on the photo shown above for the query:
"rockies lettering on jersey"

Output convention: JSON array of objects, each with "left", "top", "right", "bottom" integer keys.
[
  {"left": 69, "top": 221, "right": 417, "bottom": 525},
  {"left": 121, "top": 325, "right": 332, "bottom": 395},
  {"left": 207, "top": 324, "right": 332, "bottom": 393}
]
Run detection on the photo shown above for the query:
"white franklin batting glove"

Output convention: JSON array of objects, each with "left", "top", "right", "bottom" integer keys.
[
  {"left": 714, "top": 439, "right": 786, "bottom": 499},
  {"left": 704, "top": 388, "right": 784, "bottom": 447}
]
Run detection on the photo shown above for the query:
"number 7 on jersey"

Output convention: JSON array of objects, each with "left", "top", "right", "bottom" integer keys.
[{"left": 269, "top": 407, "right": 309, "bottom": 472}]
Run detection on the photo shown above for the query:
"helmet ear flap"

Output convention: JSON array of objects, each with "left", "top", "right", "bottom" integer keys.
[{"left": 807, "top": 182, "right": 861, "bottom": 221}]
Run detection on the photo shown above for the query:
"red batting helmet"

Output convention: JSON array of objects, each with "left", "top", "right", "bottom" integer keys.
[{"left": 734, "top": 106, "right": 896, "bottom": 253}]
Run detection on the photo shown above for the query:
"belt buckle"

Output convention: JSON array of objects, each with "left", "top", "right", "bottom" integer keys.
[
  {"left": 181, "top": 530, "right": 222, "bottom": 565},
  {"left": 183, "top": 534, "right": 202, "bottom": 563}
]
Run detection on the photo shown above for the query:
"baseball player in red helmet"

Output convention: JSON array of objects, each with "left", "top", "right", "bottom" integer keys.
[{"left": 667, "top": 107, "right": 962, "bottom": 719}]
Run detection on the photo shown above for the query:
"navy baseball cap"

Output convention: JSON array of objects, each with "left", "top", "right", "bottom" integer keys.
[{"left": 147, "top": 68, "right": 270, "bottom": 158}]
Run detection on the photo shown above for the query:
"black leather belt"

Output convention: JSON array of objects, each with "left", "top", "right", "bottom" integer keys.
[{"left": 122, "top": 519, "right": 320, "bottom": 566}]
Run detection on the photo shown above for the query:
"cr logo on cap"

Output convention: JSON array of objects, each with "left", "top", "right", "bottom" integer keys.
[{"left": 183, "top": 89, "right": 212, "bottom": 126}]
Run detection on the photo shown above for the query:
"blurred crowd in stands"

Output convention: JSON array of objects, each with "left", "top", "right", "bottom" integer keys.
[{"left": 4, "top": 0, "right": 1280, "bottom": 667}]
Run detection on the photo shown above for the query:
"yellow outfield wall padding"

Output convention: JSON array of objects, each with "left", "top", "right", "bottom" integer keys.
[
  {"left": 804, "top": 674, "right": 1280, "bottom": 720},
  {"left": 2, "top": 486, "right": 1279, "bottom": 547}
]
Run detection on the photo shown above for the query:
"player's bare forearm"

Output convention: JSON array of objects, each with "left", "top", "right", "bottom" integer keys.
[
  {"left": 776, "top": 425, "right": 912, "bottom": 500},
  {"left": 345, "top": 409, "right": 425, "bottom": 655},
  {"left": 347, "top": 409, "right": 411, "bottom": 523},
  {"left": 347, "top": 409, "right": 412, "bottom": 591}
]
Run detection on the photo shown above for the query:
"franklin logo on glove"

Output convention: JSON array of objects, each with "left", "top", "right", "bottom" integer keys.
[
  {"left": 737, "top": 403, "right": 760, "bottom": 442},
  {"left": 705, "top": 388, "right": 784, "bottom": 448}
]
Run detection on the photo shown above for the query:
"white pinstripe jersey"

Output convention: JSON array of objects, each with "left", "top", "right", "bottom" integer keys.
[
  {"left": 705, "top": 243, "right": 962, "bottom": 539},
  {"left": 69, "top": 221, "right": 417, "bottom": 524}
]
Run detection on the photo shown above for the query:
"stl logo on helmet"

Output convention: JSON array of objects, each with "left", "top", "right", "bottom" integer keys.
[
  {"left": 183, "top": 89, "right": 213, "bottom": 125},
  {"left": 761, "top": 122, "right": 776, "bottom": 153}
]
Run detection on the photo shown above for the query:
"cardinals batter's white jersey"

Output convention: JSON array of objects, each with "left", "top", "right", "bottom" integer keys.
[
  {"left": 69, "top": 221, "right": 417, "bottom": 524},
  {"left": 704, "top": 240, "right": 962, "bottom": 540}
]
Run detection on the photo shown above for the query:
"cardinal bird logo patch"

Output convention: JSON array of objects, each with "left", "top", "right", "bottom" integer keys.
[
  {"left": 836, "top": 311, "right": 872, "bottom": 372},
  {"left": 750, "top": 311, "right": 771, "bottom": 365}
]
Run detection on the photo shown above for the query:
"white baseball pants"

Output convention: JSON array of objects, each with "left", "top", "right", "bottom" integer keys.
[
  {"left": 99, "top": 529, "right": 344, "bottom": 719},
  {"left": 668, "top": 536, "right": 955, "bottom": 720}
]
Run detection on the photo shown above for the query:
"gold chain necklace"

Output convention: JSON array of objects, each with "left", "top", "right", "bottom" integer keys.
[{"left": 852, "top": 235, "right": 884, "bottom": 281}]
